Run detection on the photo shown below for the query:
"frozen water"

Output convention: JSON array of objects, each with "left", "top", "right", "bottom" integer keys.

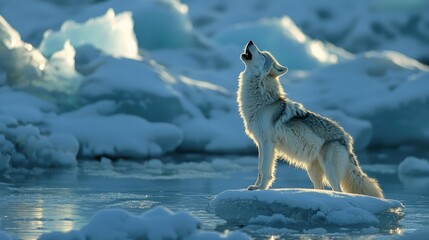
[
  {"left": 39, "top": 206, "right": 250, "bottom": 240},
  {"left": 0, "top": 151, "right": 428, "bottom": 240},
  {"left": 210, "top": 189, "right": 404, "bottom": 230},
  {"left": 39, "top": 9, "right": 140, "bottom": 60}
]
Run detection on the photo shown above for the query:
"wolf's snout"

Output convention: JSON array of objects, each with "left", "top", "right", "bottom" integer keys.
[{"left": 241, "top": 40, "right": 253, "bottom": 61}]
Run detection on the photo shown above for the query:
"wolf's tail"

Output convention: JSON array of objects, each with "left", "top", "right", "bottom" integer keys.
[{"left": 341, "top": 155, "right": 384, "bottom": 198}]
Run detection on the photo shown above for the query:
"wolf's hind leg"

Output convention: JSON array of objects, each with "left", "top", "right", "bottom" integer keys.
[
  {"left": 307, "top": 160, "right": 324, "bottom": 189},
  {"left": 320, "top": 142, "right": 344, "bottom": 192}
]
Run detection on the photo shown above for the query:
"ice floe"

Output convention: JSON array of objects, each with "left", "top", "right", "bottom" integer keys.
[{"left": 210, "top": 189, "right": 404, "bottom": 231}]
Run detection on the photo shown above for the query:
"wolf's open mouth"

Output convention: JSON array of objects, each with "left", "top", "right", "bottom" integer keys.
[{"left": 241, "top": 47, "right": 252, "bottom": 60}]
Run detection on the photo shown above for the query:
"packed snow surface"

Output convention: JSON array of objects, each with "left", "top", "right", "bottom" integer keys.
[{"left": 210, "top": 189, "right": 404, "bottom": 230}]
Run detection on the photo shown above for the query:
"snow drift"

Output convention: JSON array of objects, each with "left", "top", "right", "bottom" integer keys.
[{"left": 210, "top": 189, "right": 404, "bottom": 231}]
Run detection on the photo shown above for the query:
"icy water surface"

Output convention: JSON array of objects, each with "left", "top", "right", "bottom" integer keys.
[{"left": 0, "top": 149, "right": 428, "bottom": 240}]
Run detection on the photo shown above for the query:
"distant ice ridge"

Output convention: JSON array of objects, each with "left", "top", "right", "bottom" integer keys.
[
  {"left": 210, "top": 189, "right": 404, "bottom": 233},
  {"left": 38, "top": 206, "right": 250, "bottom": 240},
  {"left": 39, "top": 9, "right": 140, "bottom": 60},
  {"left": 214, "top": 16, "right": 353, "bottom": 70}
]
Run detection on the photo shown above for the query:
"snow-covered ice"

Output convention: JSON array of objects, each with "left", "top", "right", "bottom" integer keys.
[
  {"left": 398, "top": 156, "right": 429, "bottom": 176},
  {"left": 210, "top": 189, "right": 404, "bottom": 230},
  {"left": 398, "top": 156, "right": 429, "bottom": 193}
]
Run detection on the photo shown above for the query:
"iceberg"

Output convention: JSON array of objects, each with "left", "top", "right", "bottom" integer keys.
[
  {"left": 210, "top": 189, "right": 404, "bottom": 230},
  {"left": 0, "top": 15, "right": 82, "bottom": 94},
  {"left": 39, "top": 206, "right": 250, "bottom": 240},
  {"left": 39, "top": 9, "right": 140, "bottom": 60}
]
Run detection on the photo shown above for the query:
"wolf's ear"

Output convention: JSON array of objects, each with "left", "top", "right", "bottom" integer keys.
[{"left": 269, "top": 62, "right": 288, "bottom": 77}]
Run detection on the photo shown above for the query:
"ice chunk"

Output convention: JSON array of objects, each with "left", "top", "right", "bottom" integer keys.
[
  {"left": 48, "top": 101, "right": 183, "bottom": 158},
  {"left": 398, "top": 157, "right": 429, "bottom": 193},
  {"left": 0, "top": 16, "right": 82, "bottom": 93},
  {"left": 210, "top": 189, "right": 404, "bottom": 230},
  {"left": 214, "top": 16, "right": 352, "bottom": 70},
  {"left": 0, "top": 114, "right": 78, "bottom": 174},
  {"left": 39, "top": 9, "right": 139, "bottom": 60},
  {"left": 39, "top": 206, "right": 251, "bottom": 240},
  {"left": 398, "top": 156, "right": 429, "bottom": 176}
]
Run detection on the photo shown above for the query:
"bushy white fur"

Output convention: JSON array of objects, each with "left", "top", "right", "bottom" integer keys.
[{"left": 237, "top": 41, "right": 383, "bottom": 198}]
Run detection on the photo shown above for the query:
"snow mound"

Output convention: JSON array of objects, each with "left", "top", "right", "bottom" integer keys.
[
  {"left": 210, "top": 189, "right": 403, "bottom": 231},
  {"left": 0, "top": 15, "right": 82, "bottom": 93},
  {"left": 287, "top": 51, "right": 429, "bottom": 147},
  {"left": 75, "top": 55, "right": 253, "bottom": 155},
  {"left": 0, "top": 114, "right": 78, "bottom": 174},
  {"left": 39, "top": 206, "right": 250, "bottom": 240},
  {"left": 398, "top": 156, "right": 429, "bottom": 176},
  {"left": 48, "top": 101, "right": 182, "bottom": 158},
  {"left": 214, "top": 16, "right": 352, "bottom": 70},
  {"left": 39, "top": 9, "right": 140, "bottom": 60}
]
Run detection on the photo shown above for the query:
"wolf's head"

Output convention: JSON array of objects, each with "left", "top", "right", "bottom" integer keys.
[{"left": 240, "top": 41, "right": 288, "bottom": 78}]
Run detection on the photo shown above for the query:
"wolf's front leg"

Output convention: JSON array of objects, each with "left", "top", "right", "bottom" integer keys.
[
  {"left": 247, "top": 147, "right": 263, "bottom": 190},
  {"left": 248, "top": 142, "right": 275, "bottom": 190}
]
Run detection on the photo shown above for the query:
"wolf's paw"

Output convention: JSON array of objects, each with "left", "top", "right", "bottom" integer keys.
[{"left": 247, "top": 185, "right": 260, "bottom": 191}]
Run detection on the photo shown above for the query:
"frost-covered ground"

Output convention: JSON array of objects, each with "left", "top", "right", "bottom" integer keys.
[{"left": 1, "top": 0, "right": 429, "bottom": 239}]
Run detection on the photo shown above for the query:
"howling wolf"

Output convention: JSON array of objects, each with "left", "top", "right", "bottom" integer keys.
[{"left": 237, "top": 41, "right": 383, "bottom": 198}]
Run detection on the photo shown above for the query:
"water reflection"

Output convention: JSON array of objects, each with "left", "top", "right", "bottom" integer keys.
[{"left": 0, "top": 151, "right": 428, "bottom": 239}]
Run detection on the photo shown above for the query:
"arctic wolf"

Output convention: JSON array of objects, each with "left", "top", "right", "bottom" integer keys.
[{"left": 237, "top": 41, "right": 384, "bottom": 198}]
